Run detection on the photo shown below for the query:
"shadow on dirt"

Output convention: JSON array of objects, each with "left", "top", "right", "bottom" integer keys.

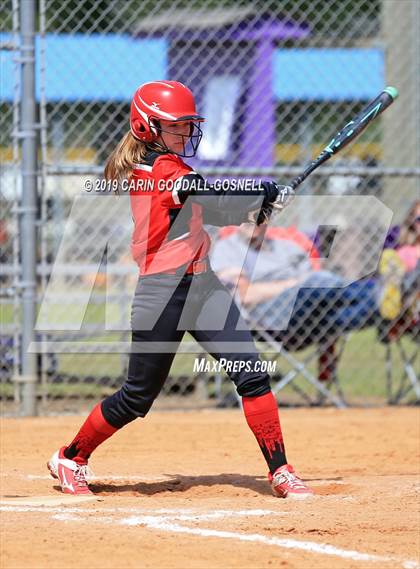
[
  {"left": 87, "top": 474, "right": 346, "bottom": 497},
  {"left": 89, "top": 473, "right": 271, "bottom": 496}
]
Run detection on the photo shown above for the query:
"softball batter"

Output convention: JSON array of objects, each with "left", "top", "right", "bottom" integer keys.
[{"left": 47, "top": 80, "right": 312, "bottom": 499}]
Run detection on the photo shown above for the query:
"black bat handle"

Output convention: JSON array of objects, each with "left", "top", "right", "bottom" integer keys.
[{"left": 289, "top": 150, "right": 331, "bottom": 190}]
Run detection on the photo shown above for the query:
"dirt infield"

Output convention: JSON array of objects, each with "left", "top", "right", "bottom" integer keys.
[{"left": 1, "top": 408, "right": 419, "bottom": 569}]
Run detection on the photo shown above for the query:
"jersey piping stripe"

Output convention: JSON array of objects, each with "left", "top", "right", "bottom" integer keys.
[
  {"left": 172, "top": 188, "right": 181, "bottom": 205},
  {"left": 133, "top": 164, "right": 153, "bottom": 172},
  {"left": 171, "top": 175, "right": 187, "bottom": 205},
  {"left": 171, "top": 231, "right": 190, "bottom": 241}
]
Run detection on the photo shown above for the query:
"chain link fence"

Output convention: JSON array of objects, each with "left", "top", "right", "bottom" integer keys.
[{"left": 1, "top": 0, "right": 419, "bottom": 415}]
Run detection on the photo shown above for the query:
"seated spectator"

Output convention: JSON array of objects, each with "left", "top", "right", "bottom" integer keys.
[
  {"left": 379, "top": 200, "right": 419, "bottom": 320},
  {"left": 210, "top": 223, "right": 380, "bottom": 351}
]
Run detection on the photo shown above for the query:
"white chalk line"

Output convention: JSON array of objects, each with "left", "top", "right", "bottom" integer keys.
[
  {"left": 0, "top": 473, "right": 176, "bottom": 483},
  {"left": 1, "top": 503, "right": 418, "bottom": 569},
  {"left": 21, "top": 473, "right": 345, "bottom": 489},
  {"left": 25, "top": 474, "right": 174, "bottom": 482},
  {"left": 0, "top": 505, "right": 285, "bottom": 519},
  {"left": 121, "top": 517, "right": 419, "bottom": 569}
]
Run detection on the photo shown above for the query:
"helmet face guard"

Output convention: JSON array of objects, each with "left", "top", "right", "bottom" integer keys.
[
  {"left": 130, "top": 81, "right": 205, "bottom": 157},
  {"left": 150, "top": 116, "right": 203, "bottom": 157}
]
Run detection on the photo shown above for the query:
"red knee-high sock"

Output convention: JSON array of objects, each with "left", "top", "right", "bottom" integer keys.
[
  {"left": 242, "top": 392, "right": 287, "bottom": 474},
  {"left": 64, "top": 403, "right": 118, "bottom": 464}
]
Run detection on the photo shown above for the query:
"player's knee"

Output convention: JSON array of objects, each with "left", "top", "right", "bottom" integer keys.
[
  {"left": 101, "top": 386, "right": 155, "bottom": 428},
  {"left": 236, "top": 373, "right": 271, "bottom": 398}
]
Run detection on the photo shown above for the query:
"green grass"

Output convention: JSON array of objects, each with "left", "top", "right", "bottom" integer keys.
[
  {"left": 2, "top": 298, "right": 418, "bottom": 404},
  {"left": 255, "top": 328, "right": 417, "bottom": 403},
  {"left": 0, "top": 298, "right": 124, "bottom": 327},
  {"left": 4, "top": 328, "right": 417, "bottom": 404}
]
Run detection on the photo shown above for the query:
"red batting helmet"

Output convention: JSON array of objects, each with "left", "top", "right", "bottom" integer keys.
[{"left": 130, "top": 81, "right": 204, "bottom": 153}]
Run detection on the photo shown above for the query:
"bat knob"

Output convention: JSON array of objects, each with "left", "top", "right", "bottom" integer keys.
[{"left": 384, "top": 86, "right": 399, "bottom": 100}]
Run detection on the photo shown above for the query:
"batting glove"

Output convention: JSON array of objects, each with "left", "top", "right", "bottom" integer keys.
[
  {"left": 248, "top": 182, "right": 295, "bottom": 225},
  {"left": 271, "top": 184, "right": 295, "bottom": 211}
]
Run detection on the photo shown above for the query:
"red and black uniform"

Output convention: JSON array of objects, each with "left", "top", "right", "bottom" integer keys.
[
  {"left": 58, "top": 80, "right": 295, "bottom": 486},
  {"left": 129, "top": 150, "right": 277, "bottom": 275},
  {"left": 130, "top": 151, "right": 211, "bottom": 275},
  {"left": 101, "top": 150, "right": 278, "bottom": 429}
]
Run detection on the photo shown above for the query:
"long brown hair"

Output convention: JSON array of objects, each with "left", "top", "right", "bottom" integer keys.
[{"left": 104, "top": 131, "right": 148, "bottom": 183}]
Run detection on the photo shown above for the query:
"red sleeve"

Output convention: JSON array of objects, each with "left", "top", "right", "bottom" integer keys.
[
  {"left": 152, "top": 154, "right": 193, "bottom": 208},
  {"left": 267, "top": 226, "right": 321, "bottom": 271}
]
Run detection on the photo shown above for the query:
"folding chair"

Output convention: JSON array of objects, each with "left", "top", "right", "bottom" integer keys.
[
  {"left": 211, "top": 226, "right": 348, "bottom": 408},
  {"left": 379, "top": 304, "right": 419, "bottom": 404},
  {"left": 241, "top": 306, "right": 347, "bottom": 408}
]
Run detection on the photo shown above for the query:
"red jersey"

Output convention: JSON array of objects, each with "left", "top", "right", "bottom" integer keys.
[{"left": 130, "top": 151, "right": 211, "bottom": 275}]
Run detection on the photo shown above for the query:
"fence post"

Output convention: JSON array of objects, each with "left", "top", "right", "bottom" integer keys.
[
  {"left": 19, "top": 0, "right": 38, "bottom": 415},
  {"left": 382, "top": 0, "right": 420, "bottom": 220}
]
